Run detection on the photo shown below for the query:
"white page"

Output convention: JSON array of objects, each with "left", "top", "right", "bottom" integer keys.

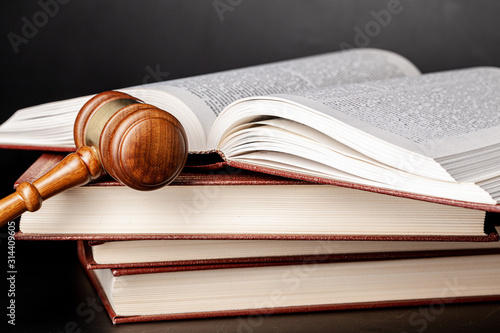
[
  {"left": 286, "top": 67, "right": 500, "bottom": 159},
  {"left": 0, "top": 48, "right": 420, "bottom": 151},
  {"left": 210, "top": 67, "right": 500, "bottom": 203},
  {"left": 133, "top": 48, "right": 420, "bottom": 140}
]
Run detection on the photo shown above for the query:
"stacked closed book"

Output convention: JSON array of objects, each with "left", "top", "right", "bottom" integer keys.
[
  {"left": 15, "top": 153, "right": 500, "bottom": 323},
  {"left": 77, "top": 239, "right": 500, "bottom": 324},
  {"left": 7, "top": 48, "right": 500, "bottom": 323}
]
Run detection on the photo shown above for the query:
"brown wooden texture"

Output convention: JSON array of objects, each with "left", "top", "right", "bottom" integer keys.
[
  {"left": 100, "top": 104, "right": 188, "bottom": 190},
  {"left": 0, "top": 146, "right": 103, "bottom": 227},
  {"left": 0, "top": 91, "right": 188, "bottom": 227},
  {"left": 74, "top": 91, "right": 188, "bottom": 190},
  {"left": 74, "top": 91, "right": 140, "bottom": 148}
]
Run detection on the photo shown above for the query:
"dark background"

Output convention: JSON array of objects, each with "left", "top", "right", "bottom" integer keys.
[{"left": 1, "top": 1, "right": 500, "bottom": 332}]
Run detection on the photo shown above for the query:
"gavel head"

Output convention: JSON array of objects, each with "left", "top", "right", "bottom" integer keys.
[{"left": 73, "top": 91, "right": 188, "bottom": 190}]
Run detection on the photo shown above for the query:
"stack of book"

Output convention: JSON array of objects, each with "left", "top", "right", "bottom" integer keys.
[{"left": 5, "top": 48, "right": 500, "bottom": 323}]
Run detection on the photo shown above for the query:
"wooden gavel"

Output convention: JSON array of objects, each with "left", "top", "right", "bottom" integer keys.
[{"left": 0, "top": 91, "right": 189, "bottom": 227}]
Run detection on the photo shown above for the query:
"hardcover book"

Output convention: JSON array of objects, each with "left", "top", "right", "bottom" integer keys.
[
  {"left": 77, "top": 242, "right": 500, "bottom": 324},
  {"left": 14, "top": 153, "right": 498, "bottom": 241},
  {"left": 1, "top": 48, "right": 499, "bottom": 212},
  {"left": 80, "top": 226, "right": 500, "bottom": 269}
]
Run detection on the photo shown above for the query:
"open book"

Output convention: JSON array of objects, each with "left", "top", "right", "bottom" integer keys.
[{"left": 1, "top": 48, "right": 499, "bottom": 211}]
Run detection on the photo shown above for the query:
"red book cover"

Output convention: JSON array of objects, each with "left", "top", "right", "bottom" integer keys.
[
  {"left": 13, "top": 153, "right": 500, "bottom": 242},
  {"left": 76, "top": 241, "right": 500, "bottom": 324},
  {"left": 14, "top": 151, "right": 500, "bottom": 213},
  {"left": 80, "top": 236, "right": 500, "bottom": 270}
]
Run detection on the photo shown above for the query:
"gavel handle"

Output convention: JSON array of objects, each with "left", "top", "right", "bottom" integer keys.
[{"left": 0, "top": 146, "right": 103, "bottom": 228}]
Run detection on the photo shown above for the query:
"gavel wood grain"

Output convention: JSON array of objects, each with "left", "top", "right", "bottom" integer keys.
[{"left": 0, "top": 91, "right": 188, "bottom": 228}]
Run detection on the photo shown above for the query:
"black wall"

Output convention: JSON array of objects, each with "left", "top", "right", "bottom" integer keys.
[
  {"left": 0, "top": 1, "right": 499, "bottom": 199},
  {"left": 2, "top": 0, "right": 500, "bottom": 118},
  {"left": 1, "top": 2, "right": 500, "bottom": 330},
  {"left": 2, "top": 0, "right": 500, "bottom": 213},
  {"left": 2, "top": 0, "right": 500, "bottom": 224}
]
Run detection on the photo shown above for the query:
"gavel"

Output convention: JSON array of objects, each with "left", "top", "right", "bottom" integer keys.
[{"left": 0, "top": 91, "right": 189, "bottom": 228}]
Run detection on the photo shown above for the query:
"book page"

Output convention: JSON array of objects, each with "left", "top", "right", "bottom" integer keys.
[
  {"left": 211, "top": 67, "right": 500, "bottom": 201},
  {"left": 0, "top": 48, "right": 419, "bottom": 151},
  {"left": 136, "top": 48, "right": 420, "bottom": 138},
  {"left": 282, "top": 67, "right": 500, "bottom": 159}
]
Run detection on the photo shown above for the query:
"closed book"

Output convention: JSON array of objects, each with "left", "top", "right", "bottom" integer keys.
[
  {"left": 76, "top": 242, "right": 500, "bottom": 324},
  {"left": 14, "top": 153, "right": 499, "bottom": 241},
  {"left": 81, "top": 226, "right": 500, "bottom": 269}
]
